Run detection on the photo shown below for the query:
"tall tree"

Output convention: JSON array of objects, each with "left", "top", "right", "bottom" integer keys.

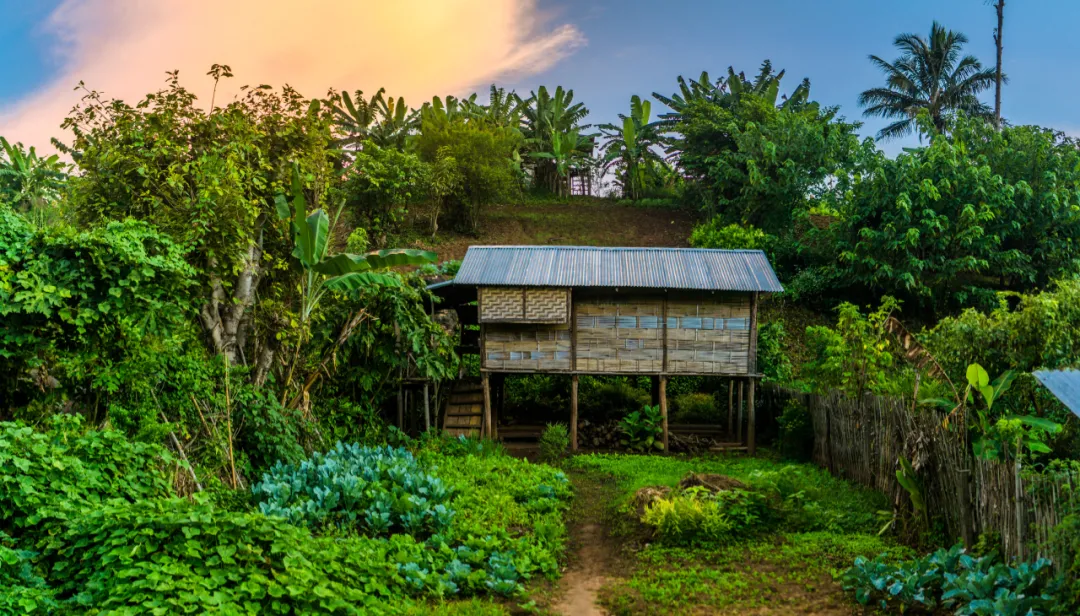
[
  {"left": 859, "top": 22, "right": 996, "bottom": 140},
  {"left": 988, "top": 0, "right": 1006, "bottom": 126}
]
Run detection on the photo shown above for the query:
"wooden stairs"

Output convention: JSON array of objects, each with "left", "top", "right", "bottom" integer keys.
[{"left": 442, "top": 379, "right": 485, "bottom": 437}]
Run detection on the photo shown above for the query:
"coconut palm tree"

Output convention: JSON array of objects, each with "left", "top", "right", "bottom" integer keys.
[{"left": 859, "top": 22, "right": 997, "bottom": 141}]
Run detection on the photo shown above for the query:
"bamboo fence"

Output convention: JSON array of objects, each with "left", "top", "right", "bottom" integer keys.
[{"left": 762, "top": 384, "right": 1080, "bottom": 567}]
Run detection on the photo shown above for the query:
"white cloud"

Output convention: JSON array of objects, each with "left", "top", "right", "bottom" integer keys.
[{"left": 0, "top": 0, "right": 585, "bottom": 149}]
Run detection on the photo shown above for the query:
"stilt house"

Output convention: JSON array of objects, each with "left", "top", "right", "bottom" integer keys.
[{"left": 429, "top": 246, "right": 783, "bottom": 452}]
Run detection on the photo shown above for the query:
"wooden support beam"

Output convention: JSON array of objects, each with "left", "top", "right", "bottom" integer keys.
[
  {"left": 481, "top": 372, "right": 492, "bottom": 439},
  {"left": 397, "top": 387, "right": 404, "bottom": 430},
  {"left": 747, "top": 378, "right": 757, "bottom": 456},
  {"left": 737, "top": 380, "right": 744, "bottom": 444},
  {"left": 423, "top": 383, "right": 431, "bottom": 432},
  {"left": 492, "top": 375, "right": 502, "bottom": 440},
  {"left": 727, "top": 379, "right": 734, "bottom": 437},
  {"left": 660, "top": 376, "right": 669, "bottom": 453},
  {"left": 570, "top": 375, "right": 579, "bottom": 451}
]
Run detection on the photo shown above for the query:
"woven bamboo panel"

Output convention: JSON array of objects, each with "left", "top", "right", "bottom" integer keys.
[
  {"left": 574, "top": 296, "right": 663, "bottom": 373},
  {"left": 480, "top": 287, "right": 524, "bottom": 321},
  {"left": 479, "top": 287, "right": 568, "bottom": 323},
  {"left": 525, "top": 288, "right": 569, "bottom": 321},
  {"left": 483, "top": 322, "right": 571, "bottom": 371},
  {"left": 666, "top": 294, "right": 751, "bottom": 375}
]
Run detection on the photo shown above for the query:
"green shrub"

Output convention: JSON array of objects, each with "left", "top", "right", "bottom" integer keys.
[
  {"left": 776, "top": 398, "right": 813, "bottom": 461},
  {"left": 582, "top": 379, "right": 650, "bottom": 423},
  {"left": 688, "top": 219, "right": 773, "bottom": 252},
  {"left": 0, "top": 533, "right": 57, "bottom": 615},
  {"left": 253, "top": 443, "right": 454, "bottom": 538},
  {"left": 618, "top": 405, "right": 664, "bottom": 452},
  {"left": 0, "top": 416, "right": 174, "bottom": 540},
  {"left": 539, "top": 424, "right": 570, "bottom": 462},
  {"left": 43, "top": 498, "right": 410, "bottom": 613},
  {"left": 758, "top": 321, "right": 793, "bottom": 383},
  {"left": 234, "top": 384, "right": 313, "bottom": 475},
  {"left": 642, "top": 488, "right": 770, "bottom": 546},
  {"left": 842, "top": 543, "right": 1062, "bottom": 615},
  {"left": 341, "top": 142, "right": 428, "bottom": 245},
  {"left": 672, "top": 392, "right": 716, "bottom": 423}
]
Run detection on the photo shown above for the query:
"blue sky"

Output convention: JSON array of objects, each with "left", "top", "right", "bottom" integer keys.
[{"left": 1, "top": 0, "right": 1077, "bottom": 155}]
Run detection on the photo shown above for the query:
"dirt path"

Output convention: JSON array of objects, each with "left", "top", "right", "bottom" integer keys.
[{"left": 550, "top": 471, "right": 623, "bottom": 616}]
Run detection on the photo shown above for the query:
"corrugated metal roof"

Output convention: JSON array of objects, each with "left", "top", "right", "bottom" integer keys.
[
  {"left": 1033, "top": 370, "right": 1080, "bottom": 419},
  {"left": 453, "top": 246, "right": 784, "bottom": 292}
]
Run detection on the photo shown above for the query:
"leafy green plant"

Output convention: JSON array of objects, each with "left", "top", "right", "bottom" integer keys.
[
  {"left": 895, "top": 455, "right": 928, "bottom": 529},
  {"left": 804, "top": 297, "right": 900, "bottom": 396},
  {"left": 0, "top": 532, "right": 57, "bottom": 614},
  {"left": 842, "top": 544, "right": 1062, "bottom": 615},
  {"left": 0, "top": 416, "right": 175, "bottom": 541},
  {"left": 671, "top": 392, "right": 716, "bottom": 423},
  {"left": 538, "top": 423, "right": 570, "bottom": 463},
  {"left": 618, "top": 404, "right": 664, "bottom": 452},
  {"left": 253, "top": 443, "right": 454, "bottom": 537},
  {"left": 776, "top": 398, "right": 813, "bottom": 461},
  {"left": 642, "top": 488, "right": 770, "bottom": 546}
]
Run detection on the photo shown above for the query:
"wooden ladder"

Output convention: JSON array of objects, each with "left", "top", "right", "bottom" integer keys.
[{"left": 442, "top": 379, "right": 484, "bottom": 438}]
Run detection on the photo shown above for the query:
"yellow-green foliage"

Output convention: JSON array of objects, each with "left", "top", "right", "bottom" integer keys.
[{"left": 642, "top": 494, "right": 735, "bottom": 543}]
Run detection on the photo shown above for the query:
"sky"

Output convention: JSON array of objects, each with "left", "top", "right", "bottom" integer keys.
[{"left": 1, "top": 0, "right": 1078, "bottom": 156}]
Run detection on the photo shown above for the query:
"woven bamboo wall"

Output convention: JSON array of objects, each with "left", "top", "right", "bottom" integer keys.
[
  {"left": 479, "top": 287, "right": 568, "bottom": 323},
  {"left": 482, "top": 322, "right": 571, "bottom": 371},
  {"left": 666, "top": 294, "right": 751, "bottom": 375},
  {"left": 481, "top": 290, "right": 754, "bottom": 375},
  {"left": 574, "top": 296, "right": 663, "bottom": 373}
]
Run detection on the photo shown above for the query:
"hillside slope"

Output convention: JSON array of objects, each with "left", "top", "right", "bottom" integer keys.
[{"left": 417, "top": 202, "right": 696, "bottom": 261}]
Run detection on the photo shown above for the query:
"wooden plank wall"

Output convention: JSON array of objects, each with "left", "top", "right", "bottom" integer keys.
[
  {"left": 574, "top": 295, "right": 663, "bottom": 373},
  {"left": 482, "top": 322, "right": 571, "bottom": 371},
  {"left": 666, "top": 293, "right": 751, "bottom": 375},
  {"left": 480, "top": 289, "right": 755, "bottom": 376}
]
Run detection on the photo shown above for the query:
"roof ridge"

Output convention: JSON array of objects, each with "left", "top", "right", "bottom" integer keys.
[{"left": 465, "top": 245, "right": 765, "bottom": 253}]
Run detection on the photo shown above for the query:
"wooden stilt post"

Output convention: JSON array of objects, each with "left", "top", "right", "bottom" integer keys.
[
  {"left": 492, "top": 375, "right": 501, "bottom": 441},
  {"left": 660, "top": 376, "right": 669, "bottom": 453},
  {"left": 737, "top": 380, "right": 744, "bottom": 444},
  {"left": 727, "top": 379, "right": 735, "bottom": 437},
  {"left": 481, "top": 372, "right": 492, "bottom": 439},
  {"left": 397, "top": 387, "right": 404, "bottom": 430},
  {"left": 571, "top": 374, "right": 579, "bottom": 451},
  {"left": 747, "top": 378, "right": 757, "bottom": 456},
  {"left": 423, "top": 383, "right": 431, "bottom": 432}
]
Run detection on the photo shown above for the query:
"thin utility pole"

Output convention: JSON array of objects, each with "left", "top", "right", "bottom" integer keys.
[{"left": 992, "top": 0, "right": 1005, "bottom": 126}]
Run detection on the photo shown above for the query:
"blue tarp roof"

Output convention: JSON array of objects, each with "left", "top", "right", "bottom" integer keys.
[
  {"left": 1033, "top": 369, "right": 1080, "bottom": 419},
  {"left": 452, "top": 246, "right": 784, "bottom": 293}
]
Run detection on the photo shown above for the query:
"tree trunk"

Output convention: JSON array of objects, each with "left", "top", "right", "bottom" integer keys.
[
  {"left": 994, "top": 1, "right": 1005, "bottom": 127},
  {"left": 199, "top": 220, "right": 265, "bottom": 367}
]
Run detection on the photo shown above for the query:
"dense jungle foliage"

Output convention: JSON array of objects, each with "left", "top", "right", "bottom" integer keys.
[{"left": 3, "top": 14, "right": 1080, "bottom": 612}]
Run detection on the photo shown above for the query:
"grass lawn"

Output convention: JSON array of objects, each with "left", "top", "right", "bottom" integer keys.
[{"left": 560, "top": 453, "right": 905, "bottom": 615}]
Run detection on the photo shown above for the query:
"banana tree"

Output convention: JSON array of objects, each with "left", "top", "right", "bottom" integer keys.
[
  {"left": 529, "top": 129, "right": 593, "bottom": 196},
  {"left": 0, "top": 136, "right": 67, "bottom": 225},
  {"left": 275, "top": 164, "right": 435, "bottom": 405},
  {"left": 599, "top": 95, "right": 664, "bottom": 200},
  {"left": 331, "top": 89, "right": 384, "bottom": 149},
  {"left": 275, "top": 165, "right": 435, "bottom": 323}
]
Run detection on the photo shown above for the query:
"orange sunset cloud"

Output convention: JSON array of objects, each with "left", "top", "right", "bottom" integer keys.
[{"left": 0, "top": 0, "right": 585, "bottom": 150}]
